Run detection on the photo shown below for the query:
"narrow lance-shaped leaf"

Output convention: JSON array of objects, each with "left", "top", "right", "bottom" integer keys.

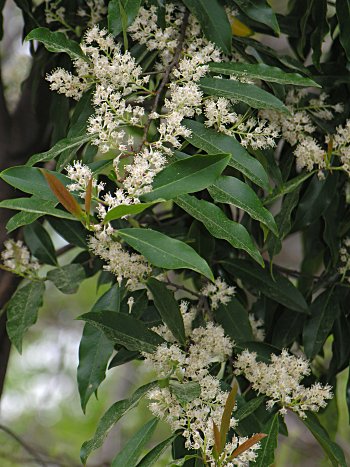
[
  {"left": 199, "top": 78, "right": 288, "bottom": 112},
  {"left": 175, "top": 194, "right": 264, "bottom": 266},
  {"left": 147, "top": 278, "right": 186, "bottom": 345},
  {"left": 47, "top": 263, "right": 86, "bottom": 294},
  {"left": 336, "top": 0, "right": 350, "bottom": 62},
  {"left": 80, "top": 382, "right": 157, "bottom": 464},
  {"left": 215, "top": 299, "right": 254, "bottom": 343},
  {"left": 118, "top": 228, "right": 214, "bottom": 280},
  {"left": 41, "top": 169, "right": 84, "bottom": 219},
  {"left": 136, "top": 433, "right": 179, "bottom": 467},
  {"left": 183, "top": 120, "right": 269, "bottom": 190},
  {"left": 141, "top": 154, "right": 230, "bottom": 202},
  {"left": 79, "top": 310, "right": 165, "bottom": 353},
  {"left": 25, "top": 27, "right": 88, "bottom": 61},
  {"left": 233, "top": 0, "right": 280, "bottom": 34},
  {"left": 254, "top": 413, "right": 279, "bottom": 467},
  {"left": 220, "top": 382, "right": 238, "bottom": 453},
  {"left": 6, "top": 281, "right": 45, "bottom": 354},
  {"left": 6, "top": 211, "right": 43, "bottom": 233},
  {"left": 111, "top": 418, "right": 158, "bottom": 467},
  {"left": 182, "top": 0, "right": 232, "bottom": 54},
  {"left": 23, "top": 221, "right": 57, "bottom": 266},
  {"left": 104, "top": 202, "right": 158, "bottom": 223},
  {"left": 0, "top": 197, "right": 77, "bottom": 220},
  {"left": 229, "top": 433, "right": 267, "bottom": 461},
  {"left": 208, "top": 176, "right": 278, "bottom": 235},
  {"left": 208, "top": 62, "right": 320, "bottom": 87},
  {"left": 108, "top": 0, "right": 141, "bottom": 36}
]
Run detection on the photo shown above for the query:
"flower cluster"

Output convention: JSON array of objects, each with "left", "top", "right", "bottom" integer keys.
[
  {"left": 339, "top": 237, "right": 350, "bottom": 283},
  {"left": 144, "top": 317, "right": 259, "bottom": 465},
  {"left": 201, "top": 277, "right": 236, "bottom": 310},
  {"left": 1, "top": 239, "right": 39, "bottom": 278},
  {"left": 234, "top": 349, "right": 333, "bottom": 418},
  {"left": 248, "top": 314, "right": 265, "bottom": 342}
]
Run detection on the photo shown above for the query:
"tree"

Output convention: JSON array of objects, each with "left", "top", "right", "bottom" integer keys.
[{"left": 0, "top": 0, "right": 349, "bottom": 465}]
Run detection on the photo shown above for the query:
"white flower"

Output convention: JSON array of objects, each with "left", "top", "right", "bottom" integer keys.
[
  {"left": 248, "top": 314, "right": 265, "bottom": 342},
  {"left": 201, "top": 277, "right": 236, "bottom": 310},
  {"left": 338, "top": 237, "right": 350, "bottom": 283},
  {"left": 294, "top": 137, "right": 325, "bottom": 172},
  {"left": 1, "top": 239, "right": 39, "bottom": 277},
  {"left": 234, "top": 349, "right": 333, "bottom": 418}
]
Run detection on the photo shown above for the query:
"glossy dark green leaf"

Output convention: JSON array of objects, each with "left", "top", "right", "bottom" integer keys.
[
  {"left": 208, "top": 176, "right": 278, "bottom": 235},
  {"left": 233, "top": 0, "right": 280, "bottom": 34},
  {"left": 108, "top": 0, "right": 141, "bottom": 36},
  {"left": 182, "top": 0, "right": 232, "bottom": 53},
  {"left": 26, "top": 133, "right": 92, "bottom": 167},
  {"left": 147, "top": 278, "right": 185, "bottom": 345},
  {"left": 6, "top": 281, "right": 45, "bottom": 354},
  {"left": 0, "top": 166, "right": 70, "bottom": 201},
  {"left": 199, "top": 78, "right": 288, "bottom": 112},
  {"left": 175, "top": 194, "right": 263, "bottom": 266},
  {"left": 47, "top": 263, "right": 85, "bottom": 294},
  {"left": 23, "top": 221, "right": 57, "bottom": 266},
  {"left": 0, "top": 197, "right": 76, "bottom": 220},
  {"left": 302, "top": 413, "right": 347, "bottom": 467},
  {"left": 208, "top": 62, "right": 319, "bottom": 87},
  {"left": 234, "top": 395, "right": 265, "bottom": 421},
  {"left": 215, "top": 299, "right": 253, "bottom": 342},
  {"left": 169, "top": 381, "right": 201, "bottom": 404},
  {"left": 336, "top": 0, "right": 350, "bottom": 61},
  {"left": 303, "top": 289, "right": 340, "bottom": 360},
  {"left": 104, "top": 202, "right": 158, "bottom": 223},
  {"left": 223, "top": 259, "right": 309, "bottom": 313},
  {"left": 48, "top": 218, "right": 88, "bottom": 249},
  {"left": 118, "top": 228, "right": 214, "bottom": 280},
  {"left": 264, "top": 171, "right": 315, "bottom": 205},
  {"left": 25, "top": 27, "right": 88, "bottom": 61},
  {"left": 141, "top": 154, "right": 230, "bottom": 202},
  {"left": 111, "top": 418, "right": 158, "bottom": 467},
  {"left": 137, "top": 434, "right": 178, "bottom": 467},
  {"left": 235, "top": 341, "right": 280, "bottom": 363},
  {"left": 254, "top": 413, "right": 279, "bottom": 467},
  {"left": 79, "top": 310, "right": 165, "bottom": 353},
  {"left": 183, "top": 120, "right": 269, "bottom": 190},
  {"left": 6, "top": 210, "right": 43, "bottom": 233},
  {"left": 80, "top": 382, "right": 157, "bottom": 464},
  {"left": 78, "top": 285, "right": 121, "bottom": 412}
]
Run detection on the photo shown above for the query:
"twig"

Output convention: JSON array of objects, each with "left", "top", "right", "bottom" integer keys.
[
  {"left": 138, "top": 10, "right": 190, "bottom": 151},
  {"left": 166, "top": 277, "right": 201, "bottom": 298},
  {"left": 0, "top": 424, "right": 48, "bottom": 467}
]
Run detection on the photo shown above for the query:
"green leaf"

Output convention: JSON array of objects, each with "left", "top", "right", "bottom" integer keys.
[
  {"left": 183, "top": 120, "right": 269, "bottom": 190},
  {"left": 303, "top": 289, "right": 340, "bottom": 360},
  {"left": 118, "top": 228, "right": 214, "bottom": 280},
  {"left": 215, "top": 299, "right": 253, "bottom": 342},
  {"left": 79, "top": 311, "right": 165, "bottom": 353},
  {"left": 108, "top": 0, "right": 141, "bottom": 36},
  {"left": 223, "top": 259, "right": 309, "bottom": 313},
  {"left": 6, "top": 281, "right": 45, "bottom": 354},
  {"left": 147, "top": 278, "right": 186, "bottom": 345},
  {"left": 264, "top": 171, "right": 315, "bottom": 205},
  {"left": 111, "top": 418, "right": 158, "bottom": 467},
  {"left": 0, "top": 197, "right": 77, "bottom": 220},
  {"left": 208, "top": 176, "right": 278, "bottom": 235},
  {"left": 199, "top": 78, "right": 288, "bottom": 112},
  {"left": 302, "top": 413, "right": 347, "bottom": 467},
  {"left": 175, "top": 194, "right": 263, "bottom": 266},
  {"left": 235, "top": 395, "right": 265, "bottom": 421},
  {"left": 6, "top": 211, "right": 43, "bottom": 233},
  {"left": 0, "top": 166, "right": 70, "bottom": 201},
  {"left": 23, "top": 221, "right": 57, "bottom": 266},
  {"left": 80, "top": 382, "right": 157, "bottom": 464},
  {"left": 78, "top": 285, "right": 121, "bottom": 412},
  {"left": 48, "top": 218, "right": 88, "bottom": 249},
  {"left": 169, "top": 381, "right": 201, "bottom": 404},
  {"left": 208, "top": 62, "right": 319, "bottom": 87},
  {"left": 26, "top": 133, "right": 92, "bottom": 167},
  {"left": 254, "top": 413, "right": 279, "bottom": 467},
  {"left": 336, "top": 0, "right": 350, "bottom": 62},
  {"left": 141, "top": 154, "right": 230, "bottom": 202},
  {"left": 182, "top": 0, "right": 232, "bottom": 54},
  {"left": 104, "top": 202, "right": 158, "bottom": 223},
  {"left": 233, "top": 0, "right": 280, "bottom": 34},
  {"left": 47, "top": 263, "right": 85, "bottom": 294},
  {"left": 137, "top": 434, "right": 178, "bottom": 467},
  {"left": 25, "top": 27, "right": 88, "bottom": 61}
]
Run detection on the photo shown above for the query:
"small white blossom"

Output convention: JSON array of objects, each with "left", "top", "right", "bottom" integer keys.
[
  {"left": 235, "top": 349, "right": 333, "bottom": 418},
  {"left": 201, "top": 277, "right": 236, "bottom": 310},
  {"left": 248, "top": 314, "right": 265, "bottom": 342},
  {"left": 1, "top": 239, "right": 39, "bottom": 277},
  {"left": 294, "top": 137, "right": 326, "bottom": 172},
  {"left": 338, "top": 237, "right": 350, "bottom": 283}
]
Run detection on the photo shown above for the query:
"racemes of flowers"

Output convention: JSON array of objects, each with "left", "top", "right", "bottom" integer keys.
[
  {"left": 0, "top": 239, "right": 39, "bottom": 279},
  {"left": 234, "top": 349, "right": 333, "bottom": 418}
]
